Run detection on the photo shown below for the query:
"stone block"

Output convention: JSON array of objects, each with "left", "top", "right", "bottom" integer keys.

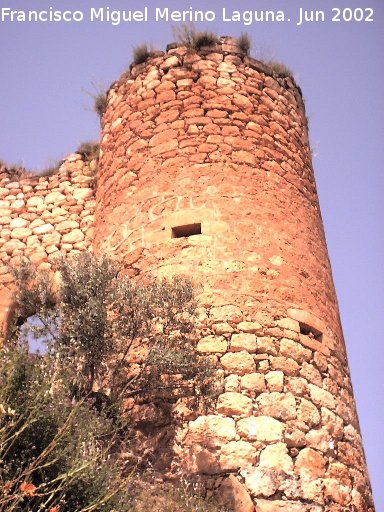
[
  {"left": 295, "top": 447, "right": 326, "bottom": 479},
  {"left": 220, "top": 440, "right": 256, "bottom": 470},
  {"left": 280, "top": 338, "right": 312, "bottom": 363},
  {"left": 308, "top": 384, "right": 335, "bottom": 410},
  {"left": 185, "top": 415, "right": 236, "bottom": 448},
  {"left": 265, "top": 371, "right": 284, "bottom": 392},
  {"left": 216, "top": 392, "right": 253, "bottom": 417},
  {"left": 240, "top": 373, "right": 266, "bottom": 393},
  {"left": 237, "top": 416, "right": 284, "bottom": 443},
  {"left": 197, "top": 335, "right": 227, "bottom": 353},
  {"left": 257, "top": 392, "right": 297, "bottom": 421},
  {"left": 242, "top": 467, "right": 281, "bottom": 498},
  {"left": 237, "top": 321, "right": 263, "bottom": 334},
  {"left": 230, "top": 333, "right": 257, "bottom": 353},
  {"left": 216, "top": 475, "right": 255, "bottom": 512},
  {"left": 221, "top": 351, "right": 256, "bottom": 375},
  {"left": 297, "top": 398, "right": 320, "bottom": 427}
]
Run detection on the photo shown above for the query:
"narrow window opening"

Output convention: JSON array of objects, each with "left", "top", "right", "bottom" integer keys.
[
  {"left": 299, "top": 322, "right": 323, "bottom": 342},
  {"left": 172, "top": 223, "right": 201, "bottom": 238}
]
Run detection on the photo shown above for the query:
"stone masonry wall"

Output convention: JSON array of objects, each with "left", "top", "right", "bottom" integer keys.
[
  {"left": 94, "top": 37, "right": 374, "bottom": 511},
  {"left": 0, "top": 153, "right": 96, "bottom": 334}
]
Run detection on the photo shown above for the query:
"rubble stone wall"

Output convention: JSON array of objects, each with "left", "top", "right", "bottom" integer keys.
[
  {"left": 0, "top": 154, "right": 96, "bottom": 333},
  {"left": 93, "top": 38, "right": 374, "bottom": 511}
]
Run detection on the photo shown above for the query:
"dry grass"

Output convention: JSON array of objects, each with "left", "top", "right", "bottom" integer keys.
[
  {"left": 263, "top": 60, "right": 294, "bottom": 79},
  {"left": 132, "top": 43, "right": 151, "bottom": 65},
  {"left": 173, "top": 24, "right": 218, "bottom": 52},
  {"left": 94, "top": 91, "right": 107, "bottom": 118},
  {"left": 237, "top": 33, "right": 251, "bottom": 55}
]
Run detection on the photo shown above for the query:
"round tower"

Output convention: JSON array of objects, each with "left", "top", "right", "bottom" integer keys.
[{"left": 94, "top": 37, "right": 374, "bottom": 511}]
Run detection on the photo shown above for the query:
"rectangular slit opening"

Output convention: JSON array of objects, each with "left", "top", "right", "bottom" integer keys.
[
  {"left": 172, "top": 223, "right": 202, "bottom": 238},
  {"left": 299, "top": 322, "right": 323, "bottom": 342}
]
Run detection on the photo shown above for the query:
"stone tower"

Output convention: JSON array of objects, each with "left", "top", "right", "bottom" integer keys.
[
  {"left": 93, "top": 37, "right": 374, "bottom": 511},
  {"left": 0, "top": 35, "right": 369, "bottom": 511}
]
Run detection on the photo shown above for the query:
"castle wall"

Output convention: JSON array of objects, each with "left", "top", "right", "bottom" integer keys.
[
  {"left": 0, "top": 154, "right": 96, "bottom": 333},
  {"left": 94, "top": 39, "right": 374, "bottom": 511}
]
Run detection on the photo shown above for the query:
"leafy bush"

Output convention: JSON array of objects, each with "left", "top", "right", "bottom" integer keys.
[
  {"left": 4, "top": 253, "right": 217, "bottom": 510},
  {"left": 0, "top": 345, "right": 131, "bottom": 511},
  {"left": 11, "top": 252, "right": 215, "bottom": 406},
  {"left": 237, "top": 33, "right": 251, "bottom": 55},
  {"left": 132, "top": 44, "right": 151, "bottom": 65}
]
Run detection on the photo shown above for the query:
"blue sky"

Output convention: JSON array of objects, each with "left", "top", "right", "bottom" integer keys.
[{"left": 0, "top": 0, "right": 383, "bottom": 506}]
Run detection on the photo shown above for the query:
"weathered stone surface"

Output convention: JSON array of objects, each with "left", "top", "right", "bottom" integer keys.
[
  {"left": 61, "top": 229, "right": 85, "bottom": 244},
  {"left": 285, "top": 427, "right": 307, "bottom": 448},
  {"left": 237, "top": 416, "right": 284, "bottom": 443},
  {"left": 265, "top": 371, "right": 284, "bottom": 392},
  {"left": 9, "top": 217, "right": 29, "bottom": 229},
  {"left": 323, "top": 478, "right": 351, "bottom": 506},
  {"left": 225, "top": 374, "right": 240, "bottom": 392},
  {"left": 280, "top": 338, "right": 312, "bottom": 363},
  {"left": 276, "top": 318, "right": 300, "bottom": 332},
  {"left": 309, "top": 384, "right": 335, "bottom": 410},
  {"left": 197, "top": 335, "right": 227, "bottom": 353},
  {"left": 230, "top": 333, "right": 257, "bottom": 353},
  {"left": 10, "top": 227, "right": 32, "bottom": 239},
  {"left": 295, "top": 447, "right": 326, "bottom": 478},
  {"left": 237, "top": 321, "right": 262, "bottom": 334},
  {"left": 221, "top": 351, "right": 256, "bottom": 375},
  {"left": 185, "top": 415, "right": 236, "bottom": 448},
  {"left": 55, "top": 220, "right": 80, "bottom": 232},
  {"left": 259, "top": 443, "right": 293, "bottom": 473},
  {"left": 220, "top": 440, "right": 256, "bottom": 470},
  {"left": 73, "top": 188, "right": 93, "bottom": 201},
  {"left": 270, "top": 356, "right": 300, "bottom": 376},
  {"left": 297, "top": 398, "right": 320, "bottom": 427},
  {"left": 210, "top": 305, "right": 242, "bottom": 322},
  {"left": 217, "top": 475, "right": 255, "bottom": 512},
  {"left": 306, "top": 427, "right": 332, "bottom": 453},
  {"left": 242, "top": 468, "right": 281, "bottom": 497},
  {"left": 321, "top": 408, "right": 344, "bottom": 439},
  {"left": 216, "top": 392, "right": 253, "bottom": 417},
  {"left": 32, "top": 223, "right": 54, "bottom": 235},
  {"left": 254, "top": 499, "right": 308, "bottom": 512},
  {"left": 285, "top": 377, "right": 309, "bottom": 396},
  {"left": 45, "top": 191, "right": 66, "bottom": 204},
  {"left": 257, "top": 392, "right": 297, "bottom": 420},
  {"left": 0, "top": 39, "right": 374, "bottom": 511},
  {"left": 240, "top": 373, "right": 266, "bottom": 393}
]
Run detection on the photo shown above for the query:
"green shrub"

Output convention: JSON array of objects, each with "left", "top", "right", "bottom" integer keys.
[
  {"left": 0, "top": 345, "right": 132, "bottom": 512},
  {"left": 11, "top": 253, "right": 216, "bottom": 406},
  {"left": 132, "top": 43, "right": 151, "bottom": 65},
  {"left": 237, "top": 33, "right": 251, "bottom": 55}
]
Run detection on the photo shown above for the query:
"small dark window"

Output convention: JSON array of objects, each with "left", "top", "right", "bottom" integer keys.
[
  {"left": 299, "top": 322, "right": 323, "bottom": 342},
  {"left": 172, "top": 223, "right": 201, "bottom": 238}
]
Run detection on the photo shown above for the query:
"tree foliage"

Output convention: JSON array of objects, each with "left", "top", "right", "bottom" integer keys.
[
  {"left": 1, "top": 253, "right": 217, "bottom": 510},
  {"left": 11, "top": 253, "right": 214, "bottom": 404}
]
